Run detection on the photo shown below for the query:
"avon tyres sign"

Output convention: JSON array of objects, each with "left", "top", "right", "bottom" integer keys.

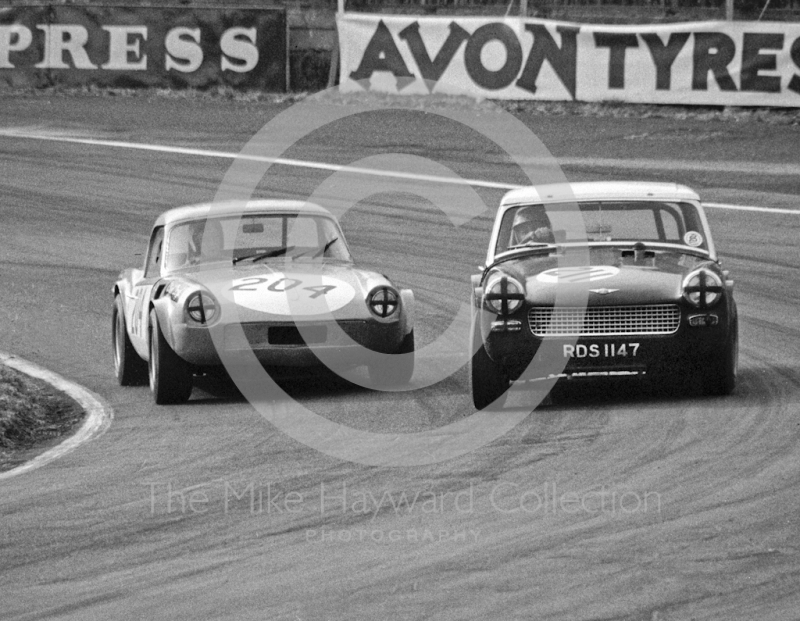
[
  {"left": 338, "top": 13, "right": 800, "bottom": 107},
  {"left": 0, "top": 6, "right": 286, "bottom": 90}
]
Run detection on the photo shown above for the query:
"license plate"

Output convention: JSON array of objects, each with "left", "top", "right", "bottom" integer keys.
[{"left": 563, "top": 343, "right": 640, "bottom": 359}]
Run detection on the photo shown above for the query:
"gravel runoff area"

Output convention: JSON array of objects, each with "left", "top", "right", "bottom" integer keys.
[{"left": 0, "top": 364, "right": 84, "bottom": 472}]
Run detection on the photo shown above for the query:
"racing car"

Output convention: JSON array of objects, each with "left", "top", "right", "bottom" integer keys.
[
  {"left": 113, "top": 200, "right": 414, "bottom": 404},
  {"left": 470, "top": 181, "right": 738, "bottom": 408}
]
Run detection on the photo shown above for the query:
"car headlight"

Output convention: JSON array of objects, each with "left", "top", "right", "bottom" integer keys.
[
  {"left": 368, "top": 287, "right": 399, "bottom": 318},
  {"left": 683, "top": 268, "right": 723, "bottom": 308},
  {"left": 185, "top": 290, "right": 218, "bottom": 324},
  {"left": 484, "top": 275, "right": 525, "bottom": 315}
]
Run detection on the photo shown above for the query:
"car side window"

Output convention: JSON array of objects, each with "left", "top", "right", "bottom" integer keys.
[{"left": 144, "top": 227, "right": 165, "bottom": 278}]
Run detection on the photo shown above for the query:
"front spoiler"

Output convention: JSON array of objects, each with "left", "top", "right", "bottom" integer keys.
[{"left": 167, "top": 319, "right": 405, "bottom": 368}]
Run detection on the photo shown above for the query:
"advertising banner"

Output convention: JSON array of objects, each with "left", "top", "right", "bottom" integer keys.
[
  {"left": 338, "top": 13, "right": 800, "bottom": 107},
  {"left": 0, "top": 5, "right": 287, "bottom": 90}
]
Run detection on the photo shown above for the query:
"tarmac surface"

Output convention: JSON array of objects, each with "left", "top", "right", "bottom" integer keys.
[{"left": 1, "top": 92, "right": 799, "bottom": 620}]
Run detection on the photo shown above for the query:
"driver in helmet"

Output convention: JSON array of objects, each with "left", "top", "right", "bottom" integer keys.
[
  {"left": 510, "top": 206, "right": 554, "bottom": 246},
  {"left": 187, "top": 219, "right": 225, "bottom": 264}
]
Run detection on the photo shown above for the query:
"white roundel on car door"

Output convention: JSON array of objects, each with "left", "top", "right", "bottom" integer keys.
[
  {"left": 536, "top": 266, "right": 620, "bottom": 283},
  {"left": 229, "top": 273, "right": 356, "bottom": 316}
]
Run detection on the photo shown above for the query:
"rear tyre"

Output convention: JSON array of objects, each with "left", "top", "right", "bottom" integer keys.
[
  {"left": 112, "top": 295, "right": 147, "bottom": 386},
  {"left": 368, "top": 330, "right": 415, "bottom": 387},
  {"left": 148, "top": 309, "right": 193, "bottom": 404},
  {"left": 470, "top": 316, "right": 509, "bottom": 410}
]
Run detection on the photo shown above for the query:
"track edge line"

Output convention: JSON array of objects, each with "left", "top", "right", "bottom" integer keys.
[{"left": 0, "top": 352, "right": 113, "bottom": 481}]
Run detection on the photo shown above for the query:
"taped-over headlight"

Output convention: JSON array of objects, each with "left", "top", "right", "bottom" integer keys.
[
  {"left": 368, "top": 287, "right": 398, "bottom": 318},
  {"left": 484, "top": 275, "right": 525, "bottom": 315},
  {"left": 683, "top": 268, "right": 723, "bottom": 308},
  {"left": 185, "top": 290, "right": 218, "bottom": 324}
]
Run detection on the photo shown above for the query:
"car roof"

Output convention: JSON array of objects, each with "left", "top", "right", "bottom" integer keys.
[
  {"left": 154, "top": 200, "right": 333, "bottom": 227},
  {"left": 500, "top": 181, "right": 700, "bottom": 207}
]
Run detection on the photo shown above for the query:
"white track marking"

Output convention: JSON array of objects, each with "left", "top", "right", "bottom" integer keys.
[
  {"left": 555, "top": 156, "right": 800, "bottom": 177},
  {"left": 1, "top": 126, "right": 797, "bottom": 215},
  {"left": 0, "top": 352, "right": 113, "bottom": 481},
  {"left": 0, "top": 127, "right": 516, "bottom": 190},
  {"left": 703, "top": 202, "right": 800, "bottom": 215}
]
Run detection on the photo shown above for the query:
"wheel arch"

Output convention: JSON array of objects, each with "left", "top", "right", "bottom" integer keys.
[{"left": 149, "top": 298, "right": 177, "bottom": 349}]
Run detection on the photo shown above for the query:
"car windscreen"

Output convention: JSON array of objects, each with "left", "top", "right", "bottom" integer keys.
[
  {"left": 164, "top": 214, "right": 352, "bottom": 270},
  {"left": 495, "top": 201, "right": 708, "bottom": 256}
]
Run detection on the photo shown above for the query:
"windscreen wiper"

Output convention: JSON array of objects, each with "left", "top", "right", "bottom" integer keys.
[
  {"left": 312, "top": 237, "right": 339, "bottom": 259},
  {"left": 232, "top": 246, "right": 296, "bottom": 265}
]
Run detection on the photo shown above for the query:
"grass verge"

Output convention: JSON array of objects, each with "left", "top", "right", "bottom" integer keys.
[
  {"left": 1, "top": 85, "right": 799, "bottom": 125},
  {"left": 0, "top": 364, "right": 85, "bottom": 472}
]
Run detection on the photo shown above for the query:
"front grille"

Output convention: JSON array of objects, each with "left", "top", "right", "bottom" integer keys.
[
  {"left": 528, "top": 304, "right": 680, "bottom": 336},
  {"left": 224, "top": 323, "right": 327, "bottom": 349},
  {"left": 268, "top": 325, "right": 327, "bottom": 345}
]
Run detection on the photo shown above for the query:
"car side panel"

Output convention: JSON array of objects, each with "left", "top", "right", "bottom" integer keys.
[
  {"left": 129, "top": 280, "right": 156, "bottom": 360},
  {"left": 114, "top": 268, "right": 150, "bottom": 361}
]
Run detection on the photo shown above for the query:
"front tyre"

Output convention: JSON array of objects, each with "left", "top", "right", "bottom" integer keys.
[
  {"left": 704, "top": 318, "right": 738, "bottom": 396},
  {"left": 368, "top": 330, "right": 415, "bottom": 387},
  {"left": 470, "top": 316, "right": 509, "bottom": 410},
  {"left": 113, "top": 295, "right": 147, "bottom": 386},
  {"left": 148, "top": 309, "right": 193, "bottom": 404}
]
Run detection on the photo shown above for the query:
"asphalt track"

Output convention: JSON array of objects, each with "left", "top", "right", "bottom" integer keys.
[{"left": 1, "top": 93, "right": 799, "bottom": 620}]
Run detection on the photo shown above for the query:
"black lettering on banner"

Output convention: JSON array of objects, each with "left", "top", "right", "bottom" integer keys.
[
  {"left": 349, "top": 20, "right": 413, "bottom": 87},
  {"left": 516, "top": 24, "right": 578, "bottom": 99},
  {"left": 789, "top": 36, "right": 800, "bottom": 95},
  {"left": 740, "top": 32, "right": 783, "bottom": 93},
  {"left": 230, "top": 277, "right": 269, "bottom": 291},
  {"left": 593, "top": 32, "right": 639, "bottom": 90},
  {"left": 692, "top": 32, "right": 737, "bottom": 91},
  {"left": 267, "top": 278, "right": 302, "bottom": 292},
  {"left": 463, "top": 23, "right": 522, "bottom": 90},
  {"left": 398, "top": 21, "right": 469, "bottom": 89},
  {"left": 641, "top": 32, "right": 690, "bottom": 90}
]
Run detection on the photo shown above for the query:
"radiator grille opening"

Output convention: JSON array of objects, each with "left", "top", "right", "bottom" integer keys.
[{"left": 528, "top": 304, "right": 680, "bottom": 336}]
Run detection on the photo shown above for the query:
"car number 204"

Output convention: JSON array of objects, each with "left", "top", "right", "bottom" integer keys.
[
  {"left": 229, "top": 274, "right": 357, "bottom": 317},
  {"left": 563, "top": 343, "right": 640, "bottom": 358}
]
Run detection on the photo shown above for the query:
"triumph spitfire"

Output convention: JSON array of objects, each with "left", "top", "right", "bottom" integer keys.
[{"left": 113, "top": 200, "right": 415, "bottom": 404}]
